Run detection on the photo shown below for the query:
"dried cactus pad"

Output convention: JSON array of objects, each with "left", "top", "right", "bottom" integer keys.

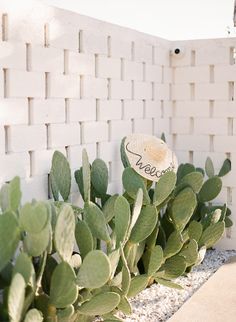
[{"left": 124, "top": 134, "right": 178, "bottom": 182}]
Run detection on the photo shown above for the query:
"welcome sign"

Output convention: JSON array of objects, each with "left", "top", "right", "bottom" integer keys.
[{"left": 124, "top": 134, "right": 178, "bottom": 182}]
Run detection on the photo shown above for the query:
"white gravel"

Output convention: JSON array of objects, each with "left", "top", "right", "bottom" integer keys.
[{"left": 118, "top": 249, "right": 236, "bottom": 322}]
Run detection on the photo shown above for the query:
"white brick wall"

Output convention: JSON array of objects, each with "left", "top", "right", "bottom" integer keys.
[{"left": 0, "top": 0, "right": 235, "bottom": 248}]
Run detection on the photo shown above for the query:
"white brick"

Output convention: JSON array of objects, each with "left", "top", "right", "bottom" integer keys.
[
  {"left": 196, "top": 46, "right": 230, "bottom": 65},
  {"left": 133, "top": 118, "right": 153, "bottom": 134},
  {"left": 175, "top": 101, "right": 209, "bottom": 117},
  {"left": 0, "top": 152, "right": 30, "bottom": 181},
  {"left": 83, "top": 32, "right": 107, "bottom": 55},
  {"left": 108, "top": 180, "right": 123, "bottom": 195},
  {"left": 214, "top": 102, "right": 236, "bottom": 118},
  {"left": 171, "top": 118, "right": 190, "bottom": 134},
  {"left": 174, "top": 66, "right": 210, "bottom": 83},
  {"left": 110, "top": 160, "right": 123, "bottom": 181},
  {"left": 215, "top": 65, "right": 236, "bottom": 82},
  {"left": 195, "top": 83, "right": 229, "bottom": 100},
  {"left": 68, "top": 143, "right": 96, "bottom": 170},
  {"left": 8, "top": 70, "right": 45, "bottom": 98},
  {"left": 171, "top": 84, "right": 191, "bottom": 100},
  {"left": 135, "top": 43, "right": 152, "bottom": 63},
  {"left": 31, "top": 46, "right": 64, "bottom": 73},
  {"left": 82, "top": 122, "right": 108, "bottom": 144},
  {"left": 123, "top": 100, "right": 143, "bottom": 119},
  {"left": 163, "top": 101, "right": 173, "bottom": 117},
  {"left": 8, "top": 125, "right": 47, "bottom": 152},
  {"left": 0, "top": 126, "right": 4, "bottom": 154},
  {"left": 171, "top": 49, "right": 191, "bottom": 67},
  {"left": 214, "top": 136, "right": 235, "bottom": 153},
  {"left": 174, "top": 135, "right": 210, "bottom": 151},
  {"left": 155, "top": 45, "right": 170, "bottom": 66},
  {"left": 98, "top": 100, "right": 122, "bottom": 120},
  {"left": 21, "top": 175, "right": 48, "bottom": 203},
  {"left": 0, "top": 41, "right": 26, "bottom": 69},
  {"left": 110, "top": 120, "right": 132, "bottom": 141},
  {"left": 0, "top": 99, "right": 28, "bottom": 125},
  {"left": 32, "top": 148, "right": 65, "bottom": 176},
  {"left": 154, "top": 84, "right": 170, "bottom": 100},
  {"left": 82, "top": 76, "right": 108, "bottom": 99},
  {"left": 48, "top": 123, "right": 80, "bottom": 148},
  {"left": 0, "top": 70, "right": 3, "bottom": 98},
  {"left": 49, "top": 23, "right": 78, "bottom": 51},
  {"left": 110, "top": 38, "right": 131, "bottom": 59},
  {"left": 194, "top": 118, "right": 228, "bottom": 135},
  {"left": 146, "top": 64, "right": 162, "bottom": 82},
  {"left": 98, "top": 141, "right": 120, "bottom": 163},
  {"left": 174, "top": 150, "right": 190, "bottom": 164},
  {"left": 154, "top": 118, "right": 170, "bottom": 136},
  {"left": 31, "top": 99, "right": 65, "bottom": 124},
  {"left": 124, "top": 61, "right": 143, "bottom": 81},
  {"left": 145, "top": 101, "right": 161, "bottom": 118},
  {"left": 68, "top": 52, "right": 95, "bottom": 75},
  {"left": 110, "top": 80, "right": 131, "bottom": 99},
  {"left": 68, "top": 99, "right": 96, "bottom": 122},
  {"left": 134, "top": 81, "right": 152, "bottom": 100},
  {"left": 163, "top": 67, "right": 172, "bottom": 83},
  {"left": 97, "top": 56, "right": 120, "bottom": 79},
  {"left": 49, "top": 73, "right": 80, "bottom": 99}
]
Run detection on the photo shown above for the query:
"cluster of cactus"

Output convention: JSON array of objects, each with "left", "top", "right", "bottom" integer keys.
[{"left": 0, "top": 138, "right": 232, "bottom": 322}]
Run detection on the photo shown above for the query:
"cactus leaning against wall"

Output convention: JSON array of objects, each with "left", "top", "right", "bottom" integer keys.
[{"left": 0, "top": 136, "right": 232, "bottom": 321}]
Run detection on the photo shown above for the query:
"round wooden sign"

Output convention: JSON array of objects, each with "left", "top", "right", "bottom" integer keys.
[{"left": 124, "top": 134, "right": 178, "bottom": 182}]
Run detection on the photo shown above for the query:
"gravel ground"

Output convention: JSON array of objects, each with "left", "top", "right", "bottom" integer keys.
[{"left": 118, "top": 249, "right": 236, "bottom": 322}]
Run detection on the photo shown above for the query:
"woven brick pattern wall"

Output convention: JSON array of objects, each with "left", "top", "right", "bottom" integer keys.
[
  {"left": 0, "top": 0, "right": 170, "bottom": 203},
  {"left": 0, "top": 1, "right": 235, "bottom": 248},
  {"left": 170, "top": 39, "right": 236, "bottom": 248}
]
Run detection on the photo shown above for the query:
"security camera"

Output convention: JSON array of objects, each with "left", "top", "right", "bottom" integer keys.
[{"left": 171, "top": 46, "right": 185, "bottom": 57}]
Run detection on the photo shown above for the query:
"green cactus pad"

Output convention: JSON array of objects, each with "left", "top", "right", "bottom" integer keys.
[
  {"left": 108, "top": 249, "right": 120, "bottom": 279},
  {"left": 50, "top": 151, "right": 71, "bottom": 201},
  {"left": 120, "top": 137, "right": 130, "bottom": 168},
  {"left": 77, "top": 250, "right": 111, "bottom": 289},
  {"left": 103, "top": 194, "right": 119, "bottom": 223},
  {"left": 84, "top": 202, "right": 110, "bottom": 242},
  {"left": 12, "top": 252, "right": 35, "bottom": 286},
  {"left": 82, "top": 149, "right": 91, "bottom": 202},
  {"left": 155, "top": 278, "right": 183, "bottom": 290},
  {"left": 122, "top": 167, "right": 150, "bottom": 205},
  {"left": 163, "top": 230, "right": 183, "bottom": 259},
  {"left": 147, "top": 245, "right": 163, "bottom": 276},
  {"left": 50, "top": 262, "right": 78, "bottom": 308},
  {"left": 179, "top": 239, "right": 198, "bottom": 266},
  {"left": 24, "top": 223, "right": 50, "bottom": 257},
  {"left": 153, "top": 171, "right": 177, "bottom": 206},
  {"left": 195, "top": 246, "right": 207, "bottom": 265},
  {"left": 129, "top": 188, "right": 143, "bottom": 233},
  {"left": 120, "top": 246, "right": 131, "bottom": 296},
  {"left": 8, "top": 273, "right": 25, "bottom": 322},
  {"left": 205, "top": 157, "right": 214, "bottom": 177},
  {"left": 199, "top": 221, "right": 225, "bottom": 248},
  {"left": 24, "top": 309, "right": 43, "bottom": 322},
  {"left": 159, "top": 255, "right": 187, "bottom": 279},
  {"left": 0, "top": 176, "right": 21, "bottom": 212},
  {"left": 187, "top": 220, "right": 203, "bottom": 242},
  {"left": 198, "top": 176, "right": 222, "bottom": 202},
  {"left": 118, "top": 296, "right": 132, "bottom": 315},
  {"left": 75, "top": 220, "right": 94, "bottom": 259},
  {"left": 178, "top": 171, "right": 204, "bottom": 193},
  {"left": 19, "top": 202, "right": 48, "bottom": 234},
  {"left": 114, "top": 196, "right": 131, "bottom": 247},
  {"left": 171, "top": 187, "right": 197, "bottom": 231},
  {"left": 127, "top": 275, "right": 149, "bottom": 298},
  {"left": 78, "top": 292, "right": 120, "bottom": 315},
  {"left": 0, "top": 212, "right": 20, "bottom": 272},
  {"left": 54, "top": 204, "right": 75, "bottom": 263},
  {"left": 57, "top": 305, "right": 74, "bottom": 319},
  {"left": 91, "top": 158, "right": 109, "bottom": 197},
  {"left": 129, "top": 205, "right": 158, "bottom": 244},
  {"left": 177, "top": 163, "right": 195, "bottom": 182},
  {"left": 218, "top": 158, "right": 231, "bottom": 177}
]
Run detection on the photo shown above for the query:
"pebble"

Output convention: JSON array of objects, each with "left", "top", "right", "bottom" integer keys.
[{"left": 118, "top": 249, "right": 236, "bottom": 322}]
